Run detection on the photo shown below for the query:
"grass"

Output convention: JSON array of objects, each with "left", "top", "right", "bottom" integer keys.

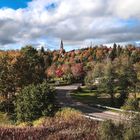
[
  {"left": 71, "top": 88, "right": 115, "bottom": 107},
  {"left": 71, "top": 87, "right": 140, "bottom": 110},
  {"left": 32, "top": 108, "right": 99, "bottom": 139}
]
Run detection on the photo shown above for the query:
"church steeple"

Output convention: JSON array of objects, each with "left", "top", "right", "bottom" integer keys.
[
  {"left": 60, "top": 40, "right": 65, "bottom": 55},
  {"left": 60, "top": 40, "right": 64, "bottom": 50}
]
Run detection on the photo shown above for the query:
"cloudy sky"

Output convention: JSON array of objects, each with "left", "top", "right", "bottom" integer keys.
[{"left": 0, "top": 0, "right": 140, "bottom": 50}]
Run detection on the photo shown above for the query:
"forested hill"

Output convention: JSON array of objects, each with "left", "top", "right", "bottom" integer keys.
[{"left": 0, "top": 44, "right": 140, "bottom": 65}]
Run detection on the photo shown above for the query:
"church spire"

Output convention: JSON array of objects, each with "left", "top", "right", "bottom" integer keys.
[
  {"left": 60, "top": 40, "right": 63, "bottom": 49},
  {"left": 60, "top": 40, "right": 65, "bottom": 55}
]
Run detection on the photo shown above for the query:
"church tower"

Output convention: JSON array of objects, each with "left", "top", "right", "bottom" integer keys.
[
  {"left": 60, "top": 40, "right": 65, "bottom": 55},
  {"left": 60, "top": 40, "right": 63, "bottom": 50}
]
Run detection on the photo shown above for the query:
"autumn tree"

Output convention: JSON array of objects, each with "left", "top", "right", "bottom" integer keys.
[
  {"left": 117, "top": 45, "right": 122, "bottom": 57},
  {"left": 0, "top": 54, "right": 16, "bottom": 112},
  {"left": 96, "top": 49, "right": 104, "bottom": 61},
  {"left": 61, "top": 64, "right": 71, "bottom": 75},
  {"left": 43, "top": 53, "right": 52, "bottom": 69},
  {"left": 55, "top": 68, "right": 64, "bottom": 78},
  {"left": 0, "top": 54, "right": 16, "bottom": 100},
  {"left": 131, "top": 49, "right": 140, "bottom": 63},
  {"left": 13, "top": 46, "right": 45, "bottom": 88},
  {"left": 115, "top": 57, "right": 138, "bottom": 106},
  {"left": 109, "top": 43, "right": 117, "bottom": 60},
  {"left": 46, "top": 64, "right": 57, "bottom": 78},
  {"left": 71, "top": 63, "right": 85, "bottom": 80},
  {"left": 85, "top": 62, "right": 105, "bottom": 92},
  {"left": 100, "top": 61, "right": 116, "bottom": 106},
  {"left": 133, "top": 62, "right": 140, "bottom": 99}
]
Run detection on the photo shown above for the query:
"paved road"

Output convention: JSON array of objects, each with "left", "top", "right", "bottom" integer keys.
[{"left": 56, "top": 84, "right": 127, "bottom": 122}]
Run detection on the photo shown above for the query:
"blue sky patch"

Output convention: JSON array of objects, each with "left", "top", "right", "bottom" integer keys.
[
  {"left": 118, "top": 19, "right": 139, "bottom": 28},
  {"left": 0, "top": 0, "right": 32, "bottom": 9},
  {"left": 46, "top": 3, "right": 57, "bottom": 11}
]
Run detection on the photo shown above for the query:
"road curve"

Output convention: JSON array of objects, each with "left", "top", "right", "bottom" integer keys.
[{"left": 55, "top": 84, "right": 127, "bottom": 122}]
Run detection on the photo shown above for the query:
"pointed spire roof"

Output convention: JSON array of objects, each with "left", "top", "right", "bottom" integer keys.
[{"left": 60, "top": 40, "right": 63, "bottom": 49}]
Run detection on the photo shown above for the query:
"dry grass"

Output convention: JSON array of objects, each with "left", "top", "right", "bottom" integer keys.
[
  {"left": 42, "top": 108, "right": 99, "bottom": 140},
  {"left": 0, "top": 112, "right": 12, "bottom": 126}
]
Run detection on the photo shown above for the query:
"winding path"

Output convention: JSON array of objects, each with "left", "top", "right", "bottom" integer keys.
[{"left": 56, "top": 84, "right": 127, "bottom": 122}]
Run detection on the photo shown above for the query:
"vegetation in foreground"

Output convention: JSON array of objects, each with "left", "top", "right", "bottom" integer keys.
[
  {"left": 0, "top": 108, "right": 140, "bottom": 140},
  {"left": 0, "top": 108, "right": 99, "bottom": 140}
]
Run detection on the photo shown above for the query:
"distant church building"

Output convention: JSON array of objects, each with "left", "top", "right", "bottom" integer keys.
[{"left": 59, "top": 40, "right": 65, "bottom": 56}]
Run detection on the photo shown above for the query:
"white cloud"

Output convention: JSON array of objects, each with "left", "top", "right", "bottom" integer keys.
[
  {"left": 109, "top": 0, "right": 140, "bottom": 18},
  {"left": 0, "top": 0, "right": 140, "bottom": 49}
]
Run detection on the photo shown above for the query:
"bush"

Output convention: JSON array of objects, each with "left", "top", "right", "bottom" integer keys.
[
  {"left": 55, "top": 108, "right": 82, "bottom": 122},
  {"left": 124, "top": 114, "right": 140, "bottom": 140},
  {"left": 15, "top": 81, "right": 56, "bottom": 122},
  {"left": 63, "top": 74, "right": 74, "bottom": 84},
  {"left": 0, "top": 98, "right": 15, "bottom": 113},
  {"left": 0, "top": 127, "right": 51, "bottom": 140},
  {"left": 122, "top": 98, "right": 139, "bottom": 111},
  {"left": 0, "top": 108, "right": 99, "bottom": 140},
  {"left": 99, "top": 114, "right": 140, "bottom": 140},
  {"left": 99, "top": 120, "right": 123, "bottom": 140},
  {"left": 77, "top": 86, "right": 82, "bottom": 92}
]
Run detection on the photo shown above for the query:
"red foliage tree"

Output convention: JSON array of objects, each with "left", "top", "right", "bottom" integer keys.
[
  {"left": 46, "top": 65, "right": 56, "bottom": 78},
  {"left": 71, "top": 63, "right": 84, "bottom": 79},
  {"left": 69, "top": 57, "right": 75, "bottom": 64},
  {"left": 96, "top": 49, "right": 104, "bottom": 60},
  {"left": 55, "top": 68, "right": 64, "bottom": 78},
  {"left": 88, "top": 56, "right": 93, "bottom": 62},
  {"left": 61, "top": 64, "right": 71, "bottom": 75}
]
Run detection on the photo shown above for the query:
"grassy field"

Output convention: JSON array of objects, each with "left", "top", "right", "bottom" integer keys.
[
  {"left": 71, "top": 88, "right": 115, "bottom": 107},
  {"left": 71, "top": 87, "right": 140, "bottom": 108}
]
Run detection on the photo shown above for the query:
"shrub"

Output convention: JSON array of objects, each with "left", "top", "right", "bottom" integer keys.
[
  {"left": 63, "top": 73, "right": 74, "bottom": 84},
  {"left": 0, "top": 97, "right": 15, "bottom": 113},
  {"left": 122, "top": 98, "right": 139, "bottom": 111},
  {"left": 0, "top": 108, "right": 99, "bottom": 140},
  {"left": 123, "top": 114, "right": 140, "bottom": 140},
  {"left": 77, "top": 86, "right": 82, "bottom": 92},
  {"left": 99, "top": 120, "right": 124, "bottom": 140},
  {"left": 0, "top": 127, "right": 51, "bottom": 140},
  {"left": 15, "top": 81, "right": 56, "bottom": 122},
  {"left": 55, "top": 108, "right": 82, "bottom": 122},
  {"left": 99, "top": 114, "right": 140, "bottom": 140}
]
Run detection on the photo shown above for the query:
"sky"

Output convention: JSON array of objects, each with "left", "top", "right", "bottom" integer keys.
[{"left": 0, "top": 0, "right": 140, "bottom": 51}]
